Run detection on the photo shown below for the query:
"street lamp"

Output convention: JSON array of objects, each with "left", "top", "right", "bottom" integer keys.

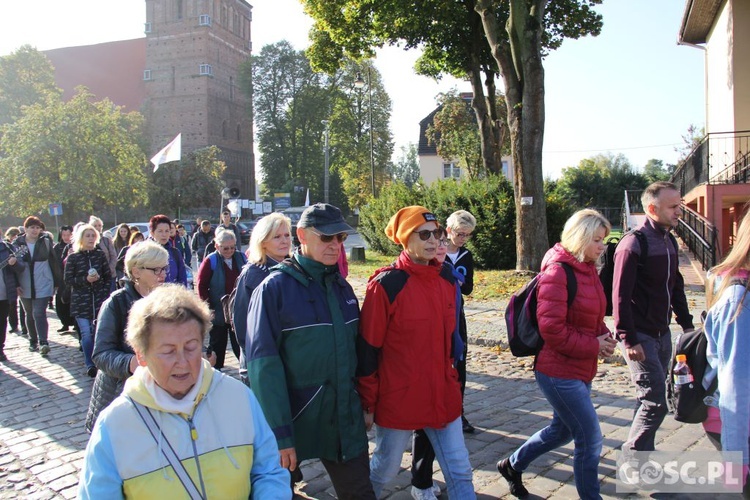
[
  {"left": 322, "top": 120, "right": 330, "bottom": 203},
  {"left": 354, "top": 69, "right": 376, "bottom": 197}
]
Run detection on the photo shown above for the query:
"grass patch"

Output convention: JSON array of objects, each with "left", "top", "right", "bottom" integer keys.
[{"left": 348, "top": 250, "right": 535, "bottom": 301}]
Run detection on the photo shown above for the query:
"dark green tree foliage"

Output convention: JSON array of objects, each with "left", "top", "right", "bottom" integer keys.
[
  {"left": 149, "top": 146, "right": 226, "bottom": 217},
  {"left": 0, "top": 46, "right": 61, "bottom": 128},
  {"left": 245, "top": 42, "right": 392, "bottom": 211},
  {"left": 359, "top": 175, "right": 573, "bottom": 269},
  {"left": 643, "top": 159, "right": 671, "bottom": 183},
  {"left": 389, "top": 143, "right": 420, "bottom": 188},
  {"left": 554, "top": 153, "right": 648, "bottom": 210}
]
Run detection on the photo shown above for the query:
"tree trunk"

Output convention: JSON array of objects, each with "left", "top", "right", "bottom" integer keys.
[
  {"left": 475, "top": 0, "right": 549, "bottom": 271},
  {"left": 468, "top": 63, "right": 501, "bottom": 176}
]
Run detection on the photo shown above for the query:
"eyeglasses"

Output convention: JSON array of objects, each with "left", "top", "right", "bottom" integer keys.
[
  {"left": 438, "top": 238, "right": 449, "bottom": 247},
  {"left": 311, "top": 229, "right": 348, "bottom": 243},
  {"left": 219, "top": 246, "right": 236, "bottom": 251},
  {"left": 414, "top": 229, "right": 441, "bottom": 241},
  {"left": 142, "top": 266, "right": 169, "bottom": 276},
  {"left": 455, "top": 232, "right": 472, "bottom": 239}
]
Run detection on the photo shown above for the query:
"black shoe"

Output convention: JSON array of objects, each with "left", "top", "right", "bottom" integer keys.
[
  {"left": 0, "top": 352, "right": 6, "bottom": 362},
  {"left": 87, "top": 366, "right": 98, "bottom": 378},
  {"left": 498, "top": 458, "right": 529, "bottom": 498},
  {"left": 462, "top": 415, "right": 475, "bottom": 434},
  {"left": 39, "top": 344, "right": 50, "bottom": 356},
  {"left": 29, "top": 344, "right": 38, "bottom": 352},
  {"left": 57, "top": 326, "right": 69, "bottom": 333}
]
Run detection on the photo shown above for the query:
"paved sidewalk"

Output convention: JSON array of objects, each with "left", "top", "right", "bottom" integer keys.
[{"left": 0, "top": 245, "right": 733, "bottom": 499}]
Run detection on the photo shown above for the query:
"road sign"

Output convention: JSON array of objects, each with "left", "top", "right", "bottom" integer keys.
[{"left": 48, "top": 203, "right": 63, "bottom": 216}]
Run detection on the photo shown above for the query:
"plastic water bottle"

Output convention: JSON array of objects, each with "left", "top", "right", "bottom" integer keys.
[{"left": 673, "top": 354, "right": 694, "bottom": 385}]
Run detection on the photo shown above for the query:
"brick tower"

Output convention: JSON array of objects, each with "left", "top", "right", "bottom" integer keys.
[{"left": 144, "top": 0, "right": 254, "bottom": 202}]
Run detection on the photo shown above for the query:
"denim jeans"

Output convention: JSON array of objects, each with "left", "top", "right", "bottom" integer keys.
[
  {"left": 510, "top": 372, "right": 602, "bottom": 500},
  {"left": 76, "top": 317, "right": 95, "bottom": 369},
  {"left": 20, "top": 297, "right": 50, "bottom": 347},
  {"left": 621, "top": 331, "right": 672, "bottom": 451},
  {"left": 370, "top": 417, "right": 475, "bottom": 498}
]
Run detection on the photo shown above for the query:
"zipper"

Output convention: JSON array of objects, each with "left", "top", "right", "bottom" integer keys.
[
  {"left": 664, "top": 233, "right": 672, "bottom": 330},
  {"left": 292, "top": 385, "right": 324, "bottom": 421},
  {"left": 186, "top": 416, "right": 208, "bottom": 499}
]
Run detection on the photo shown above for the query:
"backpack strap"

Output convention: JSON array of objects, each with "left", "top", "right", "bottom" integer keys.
[{"left": 557, "top": 262, "right": 578, "bottom": 308}]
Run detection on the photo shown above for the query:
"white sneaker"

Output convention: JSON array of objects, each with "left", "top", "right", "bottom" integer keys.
[{"left": 410, "top": 485, "right": 438, "bottom": 500}]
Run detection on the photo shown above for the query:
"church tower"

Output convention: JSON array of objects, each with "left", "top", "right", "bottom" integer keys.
[{"left": 144, "top": 0, "right": 254, "bottom": 201}]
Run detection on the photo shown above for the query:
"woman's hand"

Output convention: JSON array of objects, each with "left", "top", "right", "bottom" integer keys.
[{"left": 597, "top": 333, "right": 617, "bottom": 358}]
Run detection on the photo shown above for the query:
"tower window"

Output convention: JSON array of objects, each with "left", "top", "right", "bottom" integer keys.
[
  {"left": 199, "top": 64, "right": 213, "bottom": 76},
  {"left": 199, "top": 14, "right": 211, "bottom": 26},
  {"left": 144, "top": 22, "right": 152, "bottom": 34},
  {"left": 143, "top": 70, "right": 152, "bottom": 81}
]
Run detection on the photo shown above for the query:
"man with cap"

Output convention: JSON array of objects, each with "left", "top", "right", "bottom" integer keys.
[
  {"left": 245, "top": 203, "right": 375, "bottom": 499},
  {"left": 357, "top": 205, "right": 475, "bottom": 499}
]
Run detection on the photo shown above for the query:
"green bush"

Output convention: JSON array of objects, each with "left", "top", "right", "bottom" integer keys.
[{"left": 359, "top": 175, "right": 574, "bottom": 270}]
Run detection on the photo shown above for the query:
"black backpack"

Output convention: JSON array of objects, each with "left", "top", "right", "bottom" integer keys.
[
  {"left": 667, "top": 325, "right": 717, "bottom": 423},
  {"left": 599, "top": 229, "right": 678, "bottom": 316},
  {"left": 505, "top": 262, "right": 577, "bottom": 357}
]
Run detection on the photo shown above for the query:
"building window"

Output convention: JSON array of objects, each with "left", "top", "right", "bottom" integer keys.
[
  {"left": 236, "top": 124, "right": 241, "bottom": 142},
  {"left": 443, "top": 162, "right": 461, "bottom": 179},
  {"left": 199, "top": 14, "right": 211, "bottom": 26},
  {"left": 176, "top": 0, "right": 183, "bottom": 20},
  {"left": 199, "top": 64, "right": 213, "bottom": 76},
  {"left": 229, "top": 76, "right": 234, "bottom": 100},
  {"left": 144, "top": 22, "right": 152, "bottom": 34},
  {"left": 222, "top": 120, "right": 227, "bottom": 139},
  {"left": 143, "top": 69, "right": 152, "bottom": 81}
]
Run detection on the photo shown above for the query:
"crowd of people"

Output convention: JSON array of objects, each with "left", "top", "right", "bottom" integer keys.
[{"left": 2, "top": 181, "right": 750, "bottom": 498}]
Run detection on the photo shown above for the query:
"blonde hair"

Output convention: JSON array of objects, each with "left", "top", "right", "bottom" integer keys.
[
  {"left": 248, "top": 213, "right": 292, "bottom": 265},
  {"left": 446, "top": 210, "right": 476, "bottom": 232},
  {"left": 72, "top": 224, "right": 100, "bottom": 253},
  {"left": 126, "top": 284, "right": 211, "bottom": 355},
  {"left": 560, "top": 209, "right": 611, "bottom": 263},
  {"left": 124, "top": 240, "right": 169, "bottom": 279},
  {"left": 707, "top": 207, "right": 750, "bottom": 312}
]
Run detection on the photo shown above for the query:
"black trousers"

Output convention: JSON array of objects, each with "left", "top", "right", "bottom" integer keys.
[
  {"left": 0, "top": 300, "right": 8, "bottom": 353},
  {"left": 55, "top": 293, "right": 75, "bottom": 328},
  {"left": 207, "top": 323, "right": 240, "bottom": 369},
  {"left": 319, "top": 451, "right": 376, "bottom": 500}
]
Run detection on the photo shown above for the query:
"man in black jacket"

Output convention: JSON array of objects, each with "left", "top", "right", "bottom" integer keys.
[{"left": 191, "top": 220, "right": 215, "bottom": 263}]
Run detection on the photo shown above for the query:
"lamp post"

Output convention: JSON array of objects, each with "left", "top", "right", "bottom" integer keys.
[
  {"left": 322, "top": 120, "right": 330, "bottom": 203},
  {"left": 354, "top": 69, "right": 376, "bottom": 197}
]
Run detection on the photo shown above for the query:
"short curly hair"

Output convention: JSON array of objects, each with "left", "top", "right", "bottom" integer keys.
[{"left": 126, "top": 284, "right": 211, "bottom": 355}]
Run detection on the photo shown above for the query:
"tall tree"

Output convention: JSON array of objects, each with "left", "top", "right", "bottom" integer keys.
[
  {"left": 150, "top": 146, "right": 226, "bottom": 217},
  {"left": 0, "top": 45, "right": 61, "bottom": 128},
  {"left": 643, "top": 158, "right": 670, "bottom": 183},
  {"left": 0, "top": 87, "right": 148, "bottom": 222},
  {"left": 301, "top": 0, "right": 602, "bottom": 270},
  {"left": 243, "top": 42, "right": 392, "bottom": 210},
  {"left": 389, "top": 143, "right": 420, "bottom": 188}
]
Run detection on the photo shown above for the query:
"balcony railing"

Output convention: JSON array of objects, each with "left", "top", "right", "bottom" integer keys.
[
  {"left": 675, "top": 205, "right": 718, "bottom": 271},
  {"left": 671, "top": 130, "right": 750, "bottom": 194}
]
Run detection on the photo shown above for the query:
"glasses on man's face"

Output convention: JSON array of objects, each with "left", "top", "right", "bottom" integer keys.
[
  {"left": 143, "top": 266, "right": 169, "bottom": 276},
  {"left": 220, "top": 246, "right": 236, "bottom": 252},
  {"left": 455, "top": 232, "right": 472, "bottom": 240},
  {"left": 311, "top": 229, "right": 348, "bottom": 243},
  {"left": 438, "top": 238, "right": 449, "bottom": 247},
  {"left": 414, "top": 229, "right": 441, "bottom": 241}
]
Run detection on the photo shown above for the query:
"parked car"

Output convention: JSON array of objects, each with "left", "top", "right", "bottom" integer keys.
[
  {"left": 236, "top": 222, "right": 252, "bottom": 245},
  {"left": 106, "top": 222, "right": 150, "bottom": 239},
  {"left": 282, "top": 207, "right": 308, "bottom": 247}
]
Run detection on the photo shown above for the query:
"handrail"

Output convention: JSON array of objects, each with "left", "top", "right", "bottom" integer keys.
[{"left": 675, "top": 204, "right": 718, "bottom": 271}]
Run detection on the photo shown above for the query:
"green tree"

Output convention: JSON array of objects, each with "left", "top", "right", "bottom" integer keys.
[
  {"left": 643, "top": 158, "right": 670, "bottom": 183},
  {"left": 244, "top": 42, "right": 392, "bottom": 211},
  {"left": 301, "top": 0, "right": 603, "bottom": 270},
  {"left": 149, "top": 146, "right": 226, "bottom": 217},
  {"left": 0, "top": 45, "right": 61, "bottom": 128},
  {"left": 0, "top": 87, "right": 148, "bottom": 222},
  {"left": 555, "top": 153, "right": 647, "bottom": 210},
  {"left": 389, "top": 143, "right": 420, "bottom": 188}
]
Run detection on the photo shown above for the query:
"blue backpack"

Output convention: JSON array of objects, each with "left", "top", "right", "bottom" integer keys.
[{"left": 505, "top": 262, "right": 577, "bottom": 357}]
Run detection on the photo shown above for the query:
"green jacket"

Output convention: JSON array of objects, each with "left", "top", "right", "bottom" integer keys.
[{"left": 245, "top": 253, "right": 367, "bottom": 463}]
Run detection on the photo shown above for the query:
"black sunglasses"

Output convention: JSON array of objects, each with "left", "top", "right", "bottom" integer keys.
[
  {"left": 414, "top": 229, "right": 442, "bottom": 241},
  {"left": 311, "top": 229, "right": 348, "bottom": 243}
]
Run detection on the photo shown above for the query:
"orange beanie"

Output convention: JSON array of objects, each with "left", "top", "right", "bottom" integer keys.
[{"left": 384, "top": 206, "right": 438, "bottom": 246}]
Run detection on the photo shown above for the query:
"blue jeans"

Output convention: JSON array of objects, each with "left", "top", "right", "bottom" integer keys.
[
  {"left": 76, "top": 317, "right": 95, "bottom": 369},
  {"left": 370, "top": 417, "right": 475, "bottom": 498},
  {"left": 621, "top": 331, "right": 672, "bottom": 451},
  {"left": 510, "top": 372, "right": 602, "bottom": 500}
]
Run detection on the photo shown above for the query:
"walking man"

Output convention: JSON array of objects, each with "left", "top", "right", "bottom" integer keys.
[
  {"left": 614, "top": 181, "right": 694, "bottom": 451},
  {"left": 245, "top": 203, "right": 375, "bottom": 499}
]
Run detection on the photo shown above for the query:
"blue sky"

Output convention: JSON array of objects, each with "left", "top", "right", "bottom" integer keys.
[{"left": 1, "top": 0, "right": 704, "bottom": 179}]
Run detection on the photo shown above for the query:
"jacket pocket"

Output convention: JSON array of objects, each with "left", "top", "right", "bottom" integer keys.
[{"left": 290, "top": 383, "right": 328, "bottom": 422}]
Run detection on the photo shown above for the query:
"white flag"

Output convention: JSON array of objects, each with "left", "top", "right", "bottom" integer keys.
[
  {"left": 151, "top": 133, "right": 182, "bottom": 171},
  {"left": 304, "top": 188, "right": 310, "bottom": 207}
]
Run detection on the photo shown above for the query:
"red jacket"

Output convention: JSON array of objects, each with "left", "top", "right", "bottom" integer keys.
[
  {"left": 357, "top": 251, "right": 461, "bottom": 430},
  {"left": 535, "top": 243, "right": 610, "bottom": 382}
]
